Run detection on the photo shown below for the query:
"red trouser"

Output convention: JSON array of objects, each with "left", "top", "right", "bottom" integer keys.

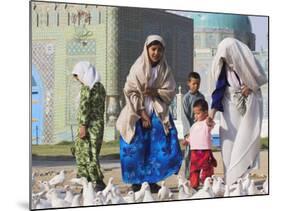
[{"left": 189, "top": 150, "right": 217, "bottom": 189}]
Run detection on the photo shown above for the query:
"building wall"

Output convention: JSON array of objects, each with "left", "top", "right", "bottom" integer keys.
[
  {"left": 117, "top": 7, "right": 194, "bottom": 104},
  {"left": 194, "top": 29, "right": 255, "bottom": 50},
  {"left": 31, "top": 2, "right": 194, "bottom": 144},
  {"left": 32, "top": 2, "right": 110, "bottom": 143}
]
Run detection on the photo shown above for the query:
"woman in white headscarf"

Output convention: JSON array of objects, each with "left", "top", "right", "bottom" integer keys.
[
  {"left": 116, "top": 35, "right": 182, "bottom": 192},
  {"left": 72, "top": 61, "right": 106, "bottom": 192},
  {"left": 208, "top": 38, "right": 267, "bottom": 186}
]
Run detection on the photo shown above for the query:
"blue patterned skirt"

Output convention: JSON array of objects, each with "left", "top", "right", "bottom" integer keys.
[{"left": 120, "top": 112, "right": 183, "bottom": 184}]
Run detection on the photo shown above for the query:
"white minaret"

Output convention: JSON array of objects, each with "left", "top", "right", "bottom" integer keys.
[{"left": 174, "top": 86, "right": 190, "bottom": 139}]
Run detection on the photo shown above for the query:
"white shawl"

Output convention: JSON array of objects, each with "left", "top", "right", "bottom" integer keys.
[{"left": 116, "top": 35, "right": 176, "bottom": 144}]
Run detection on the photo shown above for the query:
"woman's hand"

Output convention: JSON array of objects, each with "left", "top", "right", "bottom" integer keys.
[
  {"left": 206, "top": 117, "right": 215, "bottom": 129},
  {"left": 241, "top": 85, "right": 252, "bottom": 97},
  {"left": 143, "top": 88, "right": 158, "bottom": 98},
  {"left": 206, "top": 117, "right": 214, "bottom": 127},
  {"left": 140, "top": 110, "right": 151, "bottom": 128},
  {"left": 207, "top": 109, "right": 217, "bottom": 127},
  {"left": 79, "top": 125, "right": 87, "bottom": 139}
]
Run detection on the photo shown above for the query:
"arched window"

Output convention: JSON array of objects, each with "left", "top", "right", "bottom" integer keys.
[{"left": 32, "top": 65, "right": 44, "bottom": 144}]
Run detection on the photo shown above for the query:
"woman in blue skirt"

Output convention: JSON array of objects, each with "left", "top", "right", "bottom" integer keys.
[{"left": 116, "top": 35, "right": 182, "bottom": 193}]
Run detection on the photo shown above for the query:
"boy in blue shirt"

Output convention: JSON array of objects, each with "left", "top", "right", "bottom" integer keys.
[{"left": 182, "top": 72, "right": 205, "bottom": 178}]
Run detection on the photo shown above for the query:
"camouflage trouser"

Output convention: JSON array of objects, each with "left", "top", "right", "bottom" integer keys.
[{"left": 74, "top": 120, "right": 104, "bottom": 182}]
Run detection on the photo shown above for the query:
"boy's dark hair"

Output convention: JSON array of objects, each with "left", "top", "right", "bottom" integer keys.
[
  {"left": 193, "top": 99, "right": 208, "bottom": 112},
  {"left": 147, "top": 40, "right": 164, "bottom": 49},
  {"left": 188, "top": 72, "right": 201, "bottom": 81}
]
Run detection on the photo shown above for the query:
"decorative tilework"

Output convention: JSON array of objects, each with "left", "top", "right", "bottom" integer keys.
[
  {"left": 32, "top": 42, "right": 55, "bottom": 144},
  {"left": 66, "top": 39, "right": 96, "bottom": 55}
]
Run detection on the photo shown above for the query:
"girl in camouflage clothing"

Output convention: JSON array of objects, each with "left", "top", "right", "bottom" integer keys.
[{"left": 72, "top": 61, "right": 106, "bottom": 192}]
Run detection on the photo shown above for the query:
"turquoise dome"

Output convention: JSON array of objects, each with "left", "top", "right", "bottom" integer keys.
[{"left": 187, "top": 13, "right": 252, "bottom": 32}]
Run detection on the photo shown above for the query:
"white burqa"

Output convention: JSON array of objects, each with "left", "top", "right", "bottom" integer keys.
[{"left": 209, "top": 38, "right": 267, "bottom": 185}]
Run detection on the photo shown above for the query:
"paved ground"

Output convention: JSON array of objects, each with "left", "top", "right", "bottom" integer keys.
[{"left": 32, "top": 150, "right": 268, "bottom": 195}]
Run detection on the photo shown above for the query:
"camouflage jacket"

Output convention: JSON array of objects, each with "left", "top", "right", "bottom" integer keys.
[{"left": 78, "top": 82, "right": 106, "bottom": 126}]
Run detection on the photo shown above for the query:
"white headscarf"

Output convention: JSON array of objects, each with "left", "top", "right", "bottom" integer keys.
[
  {"left": 209, "top": 37, "right": 267, "bottom": 93},
  {"left": 72, "top": 61, "right": 101, "bottom": 89},
  {"left": 146, "top": 34, "right": 166, "bottom": 48}
]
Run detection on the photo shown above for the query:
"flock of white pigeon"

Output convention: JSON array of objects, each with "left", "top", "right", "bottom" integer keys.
[{"left": 31, "top": 170, "right": 268, "bottom": 209}]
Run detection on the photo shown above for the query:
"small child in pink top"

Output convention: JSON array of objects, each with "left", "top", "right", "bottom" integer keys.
[{"left": 183, "top": 99, "right": 217, "bottom": 189}]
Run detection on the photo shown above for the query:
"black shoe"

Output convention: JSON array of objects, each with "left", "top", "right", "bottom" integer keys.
[
  {"left": 131, "top": 184, "right": 142, "bottom": 192},
  {"left": 149, "top": 183, "right": 161, "bottom": 193},
  {"left": 94, "top": 180, "right": 106, "bottom": 192}
]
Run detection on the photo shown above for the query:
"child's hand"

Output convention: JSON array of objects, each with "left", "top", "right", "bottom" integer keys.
[
  {"left": 182, "top": 140, "right": 189, "bottom": 146},
  {"left": 79, "top": 125, "right": 87, "bottom": 139},
  {"left": 182, "top": 136, "right": 190, "bottom": 146}
]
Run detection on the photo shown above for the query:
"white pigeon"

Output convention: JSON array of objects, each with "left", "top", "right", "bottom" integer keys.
[
  {"left": 177, "top": 176, "right": 196, "bottom": 197},
  {"left": 224, "top": 185, "right": 230, "bottom": 197},
  {"left": 48, "top": 189, "right": 71, "bottom": 208},
  {"left": 32, "top": 191, "right": 50, "bottom": 209},
  {"left": 230, "top": 179, "right": 245, "bottom": 196},
  {"left": 32, "top": 172, "right": 36, "bottom": 187},
  {"left": 178, "top": 184, "right": 191, "bottom": 200},
  {"left": 70, "top": 177, "right": 87, "bottom": 186},
  {"left": 102, "top": 177, "right": 114, "bottom": 197},
  {"left": 242, "top": 173, "right": 251, "bottom": 194},
  {"left": 212, "top": 176, "right": 225, "bottom": 197},
  {"left": 32, "top": 195, "right": 52, "bottom": 210},
  {"left": 262, "top": 177, "right": 268, "bottom": 194},
  {"left": 183, "top": 180, "right": 197, "bottom": 195},
  {"left": 177, "top": 175, "right": 188, "bottom": 187},
  {"left": 64, "top": 185, "right": 74, "bottom": 203},
  {"left": 211, "top": 175, "right": 218, "bottom": 187},
  {"left": 39, "top": 180, "right": 51, "bottom": 192},
  {"left": 32, "top": 190, "right": 46, "bottom": 199},
  {"left": 83, "top": 182, "right": 96, "bottom": 206},
  {"left": 212, "top": 175, "right": 218, "bottom": 183},
  {"left": 191, "top": 177, "right": 214, "bottom": 199},
  {"left": 168, "top": 192, "right": 174, "bottom": 200},
  {"left": 124, "top": 191, "right": 136, "bottom": 203},
  {"left": 142, "top": 182, "right": 155, "bottom": 202},
  {"left": 247, "top": 179, "right": 259, "bottom": 195},
  {"left": 46, "top": 188, "right": 65, "bottom": 201},
  {"left": 104, "top": 191, "right": 113, "bottom": 204},
  {"left": 36, "top": 199, "right": 52, "bottom": 209},
  {"left": 96, "top": 191, "right": 107, "bottom": 204},
  {"left": 158, "top": 181, "right": 172, "bottom": 201},
  {"left": 71, "top": 194, "right": 81, "bottom": 207},
  {"left": 135, "top": 182, "right": 148, "bottom": 202},
  {"left": 93, "top": 197, "right": 104, "bottom": 205},
  {"left": 48, "top": 170, "right": 65, "bottom": 187},
  {"left": 111, "top": 185, "right": 127, "bottom": 204},
  {"left": 70, "top": 177, "right": 88, "bottom": 199}
]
